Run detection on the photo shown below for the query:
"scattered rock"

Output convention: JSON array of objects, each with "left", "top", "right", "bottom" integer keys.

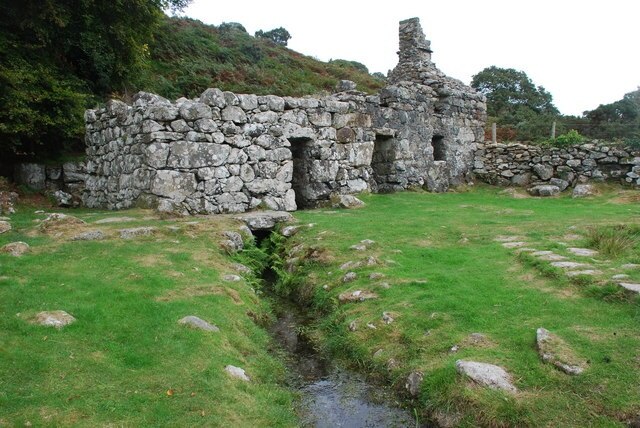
[
  {"left": 455, "top": 360, "right": 517, "bottom": 393},
  {"left": 449, "top": 345, "right": 459, "bottom": 353},
  {"left": 119, "top": 227, "right": 156, "bottom": 239},
  {"left": 621, "top": 264, "right": 639, "bottom": 270},
  {"left": 466, "top": 333, "right": 488, "bottom": 346},
  {"left": 366, "top": 323, "right": 377, "bottom": 329},
  {"left": 232, "top": 263, "right": 252, "bottom": 274},
  {"left": 34, "top": 311, "right": 76, "bottom": 328},
  {"left": 494, "top": 235, "right": 522, "bottom": 242},
  {"left": 224, "top": 365, "right": 250, "bottom": 381},
  {"left": 339, "top": 260, "right": 360, "bottom": 270},
  {"left": 342, "top": 271, "right": 357, "bottom": 283},
  {"left": 1, "top": 241, "right": 29, "bottom": 257},
  {"left": 53, "top": 190, "right": 73, "bottom": 207},
  {"left": 566, "top": 270, "right": 602, "bottom": 277},
  {"left": 222, "top": 274, "right": 242, "bottom": 282},
  {"left": 502, "top": 241, "right": 527, "bottom": 249},
  {"left": 382, "top": 312, "right": 394, "bottom": 324},
  {"left": 350, "top": 244, "right": 367, "bottom": 251},
  {"left": 95, "top": 216, "right": 137, "bottom": 224},
  {"left": 531, "top": 251, "right": 554, "bottom": 256},
  {"left": 528, "top": 185, "right": 560, "bottom": 197},
  {"left": 618, "top": 282, "right": 640, "bottom": 293},
  {"left": 281, "top": 225, "right": 299, "bottom": 237},
  {"left": 567, "top": 247, "right": 598, "bottom": 257},
  {"left": 348, "top": 320, "right": 358, "bottom": 331},
  {"left": 551, "top": 261, "right": 589, "bottom": 269},
  {"left": 39, "top": 213, "right": 86, "bottom": 231},
  {"left": 612, "top": 274, "right": 629, "bottom": 280},
  {"left": 360, "top": 239, "right": 376, "bottom": 247},
  {"left": 0, "top": 191, "right": 18, "bottom": 215},
  {"left": 71, "top": 230, "right": 105, "bottom": 241},
  {"left": 220, "top": 231, "right": 243, "bottom": 253},
  {"left": 536, "top": 328, "right": 586, "bottom": 375},
  {"left": 178, "top": 316, "right": 219, "bottom": 332},
  {"left": 369, "top": 272, "right": 385, "bottom": 280},
  {"left": 332, "top": 194, "right": 365, "bottom": 209},
  {"left": 0, "top": 221, "right": 11, "bottom": 234},
  {"left": 405, "top": 371, "right": 424, "bottom": 397},
  {"left": 537, "top": 253, "right": 567, "bottom": 261},
  {"left": 338, "top": 290, "right": 378, "bottom": 303},
  {"left": 572, "top": 184, "right": 598, "bottom": 198}
]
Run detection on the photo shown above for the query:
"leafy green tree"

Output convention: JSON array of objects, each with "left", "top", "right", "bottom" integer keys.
[
  {"left": 0, "top": 0, "right": 190, "bottom": 160},
  {"left": 254, "top": 27, "right": 291, "bottom": 46},
  {"left": 582, "top": 88, "right": 640, "bottom": 142}
]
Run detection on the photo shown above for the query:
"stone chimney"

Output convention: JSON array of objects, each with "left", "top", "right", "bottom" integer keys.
[{"left": 397, "top": 18, "right": 432, "bottom": 64}]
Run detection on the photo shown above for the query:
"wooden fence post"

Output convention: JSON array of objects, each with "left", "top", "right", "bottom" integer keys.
[{"left": 551, "top": 121, "right": 556, "bottom": 140}]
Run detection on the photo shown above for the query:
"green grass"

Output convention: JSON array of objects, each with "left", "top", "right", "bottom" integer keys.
[
  {"left": 0, "top": 209, "right": 297, "bottom": 426},
  {"left": 285, "top": 185, "right": 640, "bottom": 426},
  {"left": 585, "top": 224, "right": 640, "bottom": 258}
]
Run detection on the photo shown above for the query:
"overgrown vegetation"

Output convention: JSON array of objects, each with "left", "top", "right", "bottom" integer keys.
[{"left": 585, "top": 224, "right": 640, "bottom": 258}]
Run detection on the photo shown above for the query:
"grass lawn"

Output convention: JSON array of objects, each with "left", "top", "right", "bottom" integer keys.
[
  {"left": 0, "top": 208, "right": 297, "bottom": 426},
  {"left": 1, "top": 184, "right": 639, "bottom": 427},
  {"left": 286, "top": 185, "right": 640, "bottom": 427}
]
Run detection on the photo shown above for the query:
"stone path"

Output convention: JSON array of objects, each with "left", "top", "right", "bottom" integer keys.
[{"left": 495, "top": 234, "right": 638, "bottom": 295}]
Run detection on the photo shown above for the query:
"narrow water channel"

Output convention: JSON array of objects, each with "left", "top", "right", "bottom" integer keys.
[{"left": 269, "top": 306, "right": 418, "bottom": 428}]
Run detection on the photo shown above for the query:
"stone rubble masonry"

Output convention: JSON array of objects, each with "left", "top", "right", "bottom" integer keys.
[
  {"left": 80, "top": 18, "right": 487, "bottom": 214},
  {"left": 474, "top": 142, "right": 640, "bottom": 189}
]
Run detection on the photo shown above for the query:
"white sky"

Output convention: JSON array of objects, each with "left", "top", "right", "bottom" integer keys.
[{"left": 182, "top": 0, "right": 639, "bottom": 116}]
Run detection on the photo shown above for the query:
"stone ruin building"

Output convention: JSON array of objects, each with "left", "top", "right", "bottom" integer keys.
[{"left": 82, "top": 18, "right": 487, "bottom": 214}]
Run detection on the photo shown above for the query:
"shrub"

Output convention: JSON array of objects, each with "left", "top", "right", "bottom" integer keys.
[
  {"left": 254, "top": 27, "right": 291, "bottom": 46},
  {"left": 554, "top": 129, "right": 584, "bottom": 146},
  {"left": 585, "top": 225, "right": 640, "bottom": 258}
]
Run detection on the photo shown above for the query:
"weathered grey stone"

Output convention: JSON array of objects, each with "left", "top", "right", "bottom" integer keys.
[
  {"left": 53, "top": 190, "right": 73, "bottom": 207},
  {"left": 234, "top": 211, "right": 293, "bottom": 230},
  {"left": 528, "top": 185, "right": 560, "bottom": 197},
  {"left": 455, "top": 360, "right": 516, "bottom": 393},
  {"left": 1, "top": 241, "right": 29, "bottom": 256},
  {"left": 0, "top": 220, "right": 10, "bottom": 234},
  {"left": 119, "top": 227, "right": 156, "bottom": 239},
  {"left": 221, "top": 106, "right": 247, "bottom": 124},
  {"left": 405, "top": 371, "right": 423, "bottom": 397},
  {"left": 572, "top": 184, "right": 598, "bottom": 198},
  {"left": 222, "top": 231, "right": 244, "bottom": 252},
  {"left": 551, "top": 261, "right": 589, "bottom": 269},
  {"left": 618, "top": 282, "right": 640, "bottom": 293},
  {"left": 200, "top": 88, "right": 226, "bottom": 108},
  {"left": 536, "top": 328, "right": 586, "bottom": 375},
  {"left": 222, "top": 274, "right": 242, "bottom": 282},
  {"left": 567, "top": 247, "right": 598, "bottom": 257},
  {"left": 335, "top": 80, "right": 357, "bottom": 92},
  {"left": 224, "top": 365, "right": 250, "bottom": 381},
  {"left": 549, "top": 178, "right": 569, "bottom": 191},
  {"left": 15, "top": 163, "right": 46, "bottom": 190},
  {"left": 71, "top": 230, "right": 105, "bottom": 241},
  {"left": 338, "top": 289, "right": 378, "bottom": 302},
  {"left": 34, "top": 310, "right": 76, "bottom": 328},
  {"left": 151, "top": 170, "right": 197, "bottom": 202},
  {"left": 178, "top": 315, "right": 219, "bottom": 332},
  {"left": 332, "top": 194, "right": 365, "bottom": 209}
]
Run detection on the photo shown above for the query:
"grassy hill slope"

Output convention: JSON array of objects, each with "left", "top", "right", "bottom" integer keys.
[{"left": 133, "top": 17, "right": 385, "bottom": 100}]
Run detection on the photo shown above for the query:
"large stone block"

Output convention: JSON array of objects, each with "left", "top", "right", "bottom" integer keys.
[
  {"left": 167, "top": 141, "right": 231, "bottom": 168},
  {"left": 151, "top": 170, "right": 197, "bottom": 202}
]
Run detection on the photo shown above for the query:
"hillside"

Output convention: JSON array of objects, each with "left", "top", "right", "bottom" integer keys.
[{"left": 134, "top": 17, "right": 385, "bottom": 100}]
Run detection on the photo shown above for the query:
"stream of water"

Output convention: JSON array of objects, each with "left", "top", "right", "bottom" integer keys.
[{"left": 270, "top": 309, "right": 419, "bottom": 428}]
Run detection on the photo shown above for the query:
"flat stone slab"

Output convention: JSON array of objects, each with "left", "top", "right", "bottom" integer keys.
[
  {"left": 551, "top": 261, "right": 589, "bottom": 270},
  {"left": 281, "top": 225, "right": 299, "bottom": 237},
  {"left": 222, "top": 274, "right": 242, "bottom": 282},
  {"left": 224, "top": 365, "right": 250, "bottom": 381},
  {"left": 234, "top": 211, "right": 293, "bottom": 231},
  {"left": 566, "top": 270, "right": 602, "bottom": 277},
  {"left": 0, "top": 220, "right": 11, "bottom": 234},
  {"left": 532, "top": 251, "right": 554, "bottom": 256},
  {"left": 618, "top": 283, "right": 640, "bottom": 293},
  {"left": 95, "top": 216, "right": 137, "bottom": 224},
  {"left": 455, "top": 360, "right": 516, "bottom": 393},
  {"left": 338, "top": 290, "right": 378, "bottom": 303},
  {"left": 621, "top": 264, "right": 640, "bottom": 270},
  {"left": 567, "top": 247, "right": 598, "bottom": 257},
  {"left": 536, "top": 328, "right": 586, "bottom": 375},
  {"left": 39, "top": 213, "right": 86, "bottom": 231},
  {"left": 119, "top": 227, "right": 156, "bottom": 239},
  {"left": 71, "top": 230, "right": 105, "bottom": 241},
  {"left": 537, "top": 254, "right": 567, "bottom": 261},
  {"left": 1, "top": 241, "right": 29, "bottom": 257},
  {"left": 178, "top": 316, "right": 219, "bottom": 332},
  {"left": 34, "top": 311, "right": 76, "bottom": 328},
  {"left": 612, "top": 274, "right": 629, "bottom": 280},
  {"left": 332, "top": 194, "right": 365, "bottom": 209},
  {"left": 493, "top": 235, "right": 521, "bottom": 242},
  {"left": 502, "top": 242, "right": 527, "bottom": 249}
]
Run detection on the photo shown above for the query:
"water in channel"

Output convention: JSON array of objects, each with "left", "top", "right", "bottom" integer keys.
[{"left": 269, "top": 308, "right": 420, "bottom": 428}]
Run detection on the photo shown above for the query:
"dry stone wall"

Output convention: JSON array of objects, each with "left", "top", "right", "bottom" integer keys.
[
  {"left": 474, "top": 142, "right": 640, "bottom": 191},
  {"left": 82, "top": 18, "right": 486, "bottom": 214}
]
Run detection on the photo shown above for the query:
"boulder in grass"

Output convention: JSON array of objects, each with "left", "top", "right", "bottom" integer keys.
[
  {"left": 572, "top": 184, "right": 598, "bottom": 198},
  {"left": 455, "top": 360, "right": 517, "bottom": 393},
  {"left": 178, "top": 316, "right": 219, "bottom": 332},
  {"left": 536, "top": 328, "right": 587, "bottom": 375},
  {"left": 1, "top": 241, "right": 29, "bottom": 257},
  {"left": 0, "top": 220, "right": 11, "bottom": 234},
  {"left": 338, "top": 289, "right": 377, "bottom": 303},
  {"left": 224, "top": 365, "right": 250, "bottom": 381},
  {"left": 34, "top": 311, "right": 76, "bottom": 328},
  {"left": 331, "top": 194, "right": 365, "bottom": 209}
]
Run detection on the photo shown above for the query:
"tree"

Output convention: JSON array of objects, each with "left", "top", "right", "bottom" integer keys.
[
  {"left": 471, "top": 66, "right": 559, "bottom": 123},
  {"left": 582, "top": 88, "right": 640, "bottom": 141},
  {"left": 254, "top": 27, "right": 291, "bottom": 46},
  {"left": 0, "top": 0, "right": 191, "bottom": 160}
]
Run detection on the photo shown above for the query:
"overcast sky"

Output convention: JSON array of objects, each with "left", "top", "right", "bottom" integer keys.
[{"left": 182, "top": 0, "right": 639, "bottom": 116}]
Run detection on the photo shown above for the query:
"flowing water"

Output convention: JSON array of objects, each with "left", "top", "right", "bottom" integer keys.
[{"left": 270, "top": 309, "right": 420, "bottom": 428}]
